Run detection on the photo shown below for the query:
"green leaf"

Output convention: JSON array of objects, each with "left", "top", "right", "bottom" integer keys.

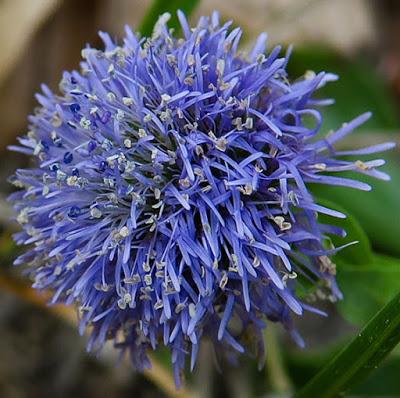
[
  {"left": 293, "top": 291, "right": 400, "bottom": 398},
  {"left": 337, "top": 254, "right": 400, "bottom": 326},
  {"left": 350, "top": 356, "right": 400, "bottom": 396},
  {"left": 286, "top": 347, "right": 400, "bottom": 396},
  {"left": 0, "top": 230, "right": 17, "bottom": 259},
  {"left": 287, "top": 46, "right": 400, "bottom": 131},
  {"left": 295, "top": 200, "right": 373, "bottom": 301},
  {"left": 288, "top": 46, "right": 400, "bottom": 256},
  {"left": 139, "top": 0, "right": 200, "bottom": 37},
  {"left": 312, "top": 155, "right": 400, "bottom": 256},
  {"left": 316, "top": 198, "right": 372, "bottom": 265}
]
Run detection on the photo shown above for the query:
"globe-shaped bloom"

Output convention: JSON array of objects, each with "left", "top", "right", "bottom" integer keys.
[{"left": 9, "top": 11, "right": 393, "bottom": 385}]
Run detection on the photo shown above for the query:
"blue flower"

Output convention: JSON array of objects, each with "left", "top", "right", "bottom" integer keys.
[{"left": 9, "top": 11, "right": 393, "bottom": 386}]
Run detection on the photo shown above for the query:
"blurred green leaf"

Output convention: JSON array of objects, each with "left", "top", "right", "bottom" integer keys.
[
  {"left": 317, "top": 198, "right": 373, "bottom": 265},
  {"left": 289, "top": 46, "right": 400, "bottom": 255},
  {"left": 350, "top": 355, "right": 400, "bottom": 396},
  {"left": 293, "top": 197, "right": 373, "bottom": 302},
  {"left": 294, "top": 290, "right": 400, "bottom": 398},
  {"left": 312, "top": 156, "right": 400, "bottom": 256},
  {"left": 287, "top": 348, "right": 400, "bottom": 397},
  {"left": 139, "top": 0, "right": 200, "bottom": 37},
  {"left": 337, "top": 254, "right": 400, "bottom": 326},
  {"left": 288, "top": 46, "right": 400, "bottom": 131},
  {"left": 0, "top": 230, "right": 16, "bottom": 256}
]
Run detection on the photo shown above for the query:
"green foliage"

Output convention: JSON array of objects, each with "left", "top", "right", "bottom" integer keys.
[
  {"left": 287, "top": 46, "right": 400, "bottom": 131},
  {"left": 317, "top": 198, "right": 373, "bottom": 265},
  {"left": 288, "top": 46, "right": 400, "bottom": 396},
  {"left": 287, "top": 347, "right": 400, "bottom": 397},
  {"left": 139, "top": 0, "right": 200, "bottom": 37},
  {"left": 289, "top": 46, "right": 400, "bottom": 256},
  {"left": 316, "top": 201, "right": 400, "bottom": 327},
  {"left": 312, "top": 161, "right": 400, "bottom": 256},
  {"left": 338, "top": 255, "right": 400, "bottom": 326},
  {"left": 294, "top": 291, "right": 400, "bottom": 398}
]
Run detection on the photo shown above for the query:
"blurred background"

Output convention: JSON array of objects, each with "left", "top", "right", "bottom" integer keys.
[{"left": 1, "top": 0, "right": 400, "bottom": 397}]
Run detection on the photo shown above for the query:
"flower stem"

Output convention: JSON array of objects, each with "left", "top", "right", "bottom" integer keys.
[{"left": 264, "top": 325, "right": 293, "bottom": 396}]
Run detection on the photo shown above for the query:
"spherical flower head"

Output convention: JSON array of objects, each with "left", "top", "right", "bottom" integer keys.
[{"left": 9, "top": 11, "right": 393, "bottom": 385}]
